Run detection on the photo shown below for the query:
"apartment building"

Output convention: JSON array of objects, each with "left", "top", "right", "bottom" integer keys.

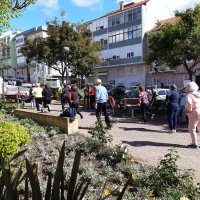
[
  {"left": 15, "top": 26, "right": 51, "bottom": 83},
  {"left": 88, "top": 0, "right": 150, "bottom": 87},
  {"left": 0, "top": 31, "right": 18, "bottom": 78}
]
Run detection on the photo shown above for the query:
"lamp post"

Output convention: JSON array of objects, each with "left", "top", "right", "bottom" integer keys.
[{"left": 63, "top": 46, "right": 69, "bottom": 84}]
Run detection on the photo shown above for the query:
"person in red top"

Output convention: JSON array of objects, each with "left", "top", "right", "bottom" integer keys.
[
  {"left": 89, "top": 84, "right": 95, "bottom": 110},
  {"left": 68, "top": 85, "right": 83, "bottom": 119},
  {"left": 139, "top": 85, "right": 154, "bottom": 123}
]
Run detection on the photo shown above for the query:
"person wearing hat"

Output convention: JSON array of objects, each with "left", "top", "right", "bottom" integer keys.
[
  {"left": 185, "top": 81, "right": 200, "bottom": 149},
  {"left": 165, "top": 84, "right": 180, "bottom": 133},
  {"left": 95, "top": 79, "right": 111, "bottom": 128}
]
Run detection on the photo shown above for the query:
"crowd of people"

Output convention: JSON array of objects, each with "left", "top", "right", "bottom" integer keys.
[
  {"left": 20, "top": 79, "right": 200, "bottom": 149},
  {"left": 58, "top": 79, "right": 112, "bottom": 128}
]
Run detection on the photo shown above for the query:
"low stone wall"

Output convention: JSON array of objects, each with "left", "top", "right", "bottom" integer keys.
[{"left": 14, "top": 109, "right": 78, "bottom": 134}]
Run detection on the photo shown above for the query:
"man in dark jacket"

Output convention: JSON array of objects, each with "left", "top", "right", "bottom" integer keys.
[
  {"left": 42, "top": 84, "right": 53, "bottom": 112},
  {"left": 61, "top": 83, "right": 70, "bottom": 111}
]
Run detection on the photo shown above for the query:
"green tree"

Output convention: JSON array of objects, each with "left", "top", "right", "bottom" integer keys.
[
  {"left": 71, "top": 23, "right": 101, "bottom": 86},
  {"left": 0, "top": 0, "right": 36, "bottom": 33},
  {"left": 20, "top": 20, "right": 101, "bottom": 83},
  {"left": 145, "top": 3, "right": 200, "bottom": 81}
]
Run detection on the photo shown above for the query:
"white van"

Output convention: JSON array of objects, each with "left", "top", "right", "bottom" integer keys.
[{"left": 45, "top": 78, "right": 60, "bottom": 88}]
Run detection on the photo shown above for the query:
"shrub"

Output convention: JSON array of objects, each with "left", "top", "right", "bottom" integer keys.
[
  {"left": 0, "top": 120, "right": 31, "bottom": 158},
  {"left": 145, "top": 148, "right": 199, "bottom": 199}
]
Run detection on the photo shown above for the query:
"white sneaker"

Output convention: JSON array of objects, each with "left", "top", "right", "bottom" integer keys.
[
  {"left": 168, "top": 130, "right": 173, "bottom": 133},
  {"left": 172, "top": 129, "right": 176, "bottom": 133}
]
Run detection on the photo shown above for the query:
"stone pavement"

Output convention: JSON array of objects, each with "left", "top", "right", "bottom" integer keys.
[{"left": 40, "top": 101, "right": 200, "bottom": 182}]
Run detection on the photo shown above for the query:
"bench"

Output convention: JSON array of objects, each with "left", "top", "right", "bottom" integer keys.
[
  {"left": 121, "top": 98, "right": 140, "bottom": 117},
  {"left": 4, "top": 94, "right": 18, "bottom": 102},
  {"left": 14, "top": 109, "right": 78, "bottom": 134}
]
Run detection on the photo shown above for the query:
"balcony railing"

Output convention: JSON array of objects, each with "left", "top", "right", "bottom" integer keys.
[{"left": 96, "top": 56, "right": 142, "bottom": 68}]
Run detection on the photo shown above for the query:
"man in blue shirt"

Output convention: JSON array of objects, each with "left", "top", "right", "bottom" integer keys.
[{"left": 95, "top": 79, "right": 111, "bottom": 128}]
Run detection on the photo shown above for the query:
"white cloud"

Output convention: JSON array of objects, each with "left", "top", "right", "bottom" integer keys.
[
  {"left": 116, "top": 0, "right": 197, "bottom": 30},
  {"left": 36, "top": 0, "right": 59, "bottom": 15},
  {"left": 145, "top": 0, "right": 197, "bottom": 30},
  {"left": 71, "top": 0, "right": 101, "bottom": 7}
]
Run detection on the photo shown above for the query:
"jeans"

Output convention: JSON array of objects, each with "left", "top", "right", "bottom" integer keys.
[
  {"left": 96, "top": 102, "right": 111, "bottom": 125},
  {"left": 35, "top": 98, "right": 42, "bottom": 111},
  {"left": 140, "top": 103, "right": 152, "bottom": 122},
  {"left": 167, "top": 108, "right": 179, "bottom": 130}
]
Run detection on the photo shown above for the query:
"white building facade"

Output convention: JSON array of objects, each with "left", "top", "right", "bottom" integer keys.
[
  {"left": 88, "top": 0, "right": 150, "bottom": 88},
  {"left": 15, "top": 26, "right": 61, "bottom": 83}
]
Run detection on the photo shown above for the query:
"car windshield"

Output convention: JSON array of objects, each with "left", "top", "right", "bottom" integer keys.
[{"left": 158, "top": 90, "right": 168, "bottom": 95}]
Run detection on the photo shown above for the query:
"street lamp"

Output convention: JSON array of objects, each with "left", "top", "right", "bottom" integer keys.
[{"left": 63, "top": 46, "right": 69, "bottom": 84}]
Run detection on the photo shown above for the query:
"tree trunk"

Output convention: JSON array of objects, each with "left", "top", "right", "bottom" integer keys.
[
  {"left": 189, "top": 71, "right": 193, "bottom": 81},
  {"left": 183, "top": 63, "right": 193, "bottom": 81},
  {"left": 61, "top": 72, "right": 65, "bottom": 84}
]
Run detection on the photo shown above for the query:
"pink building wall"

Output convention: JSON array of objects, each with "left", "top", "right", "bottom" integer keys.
[{"left": 145, "top": 63, "right": 200, "bottom": 89}]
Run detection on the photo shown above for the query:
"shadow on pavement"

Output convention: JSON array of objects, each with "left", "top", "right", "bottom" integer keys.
[
  {"left": 78, "top": 126, "right": 91, "bottom": 130},
  {"left": 119, "top": 127, "right": 166, "bottom": 133},
  {"left": 122, "top": 140, "right": 187, "bottom": 148}
]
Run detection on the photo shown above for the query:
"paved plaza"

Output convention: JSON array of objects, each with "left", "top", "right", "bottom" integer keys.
[{"left": 39, "top": 101, "right": 200, "bottom": 182}]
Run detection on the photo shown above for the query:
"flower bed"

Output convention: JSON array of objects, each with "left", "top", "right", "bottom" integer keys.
[{"left": 0, "top": 113, "right": 199, "bottom": 199}]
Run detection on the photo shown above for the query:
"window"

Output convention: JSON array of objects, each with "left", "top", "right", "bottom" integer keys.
[
  {"left": 152, "top": 77, "right": 160, "bottom": 86},
  {"left": 116, "top": 17, "right": 120, "bottom": 25},
  {"left": 124, "top": 7, "right": 141, "bottom": 23},
  {"left": 112, "top": 19, "right": 115, "bottom": 26},
  {"left": 96, "top": 26, "right": 104, "bottom": 31},
  {"left": 16, "top": 38, "right": 24, "bottom": 44},
  {"left": 108, "top": 13, "right": 123, "bottom": 27},
  {"left": 127, "top": 52, "right": 134, "bottom": 58},
  {"left": 183, "top": 75, "right": 189, "bottom": 81},
  {"left": 112, "top": 55, "right": 117, "bottom": 59},
  {"left": 128, "top": 13, "right": 132, "bottom": 21},
  {"left": 100, "top": 39, "right": 104, "bottom": 45},
  {"left": 17, "top": 71, "right": 20, "bottom": 74},
  {"left": 22, "top": 70, "right": 25, "bottom": 74},
  {"left": 167, "top": 76, "right": 176, "bottom": 85},
  {"left": 108, "top": 25, "right": 141, "bottom": 44},
  {"left": 7, "top": 37, "right": 10, "bottom": 44}
]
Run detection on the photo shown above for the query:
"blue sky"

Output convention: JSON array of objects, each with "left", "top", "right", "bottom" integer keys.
[{"left": 10, "top": 0, "right": 198, "bottom": 32}]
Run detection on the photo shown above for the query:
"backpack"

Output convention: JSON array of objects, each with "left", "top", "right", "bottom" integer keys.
[{"left": 60, "top": 107, "right": 77, "bottom": 122}]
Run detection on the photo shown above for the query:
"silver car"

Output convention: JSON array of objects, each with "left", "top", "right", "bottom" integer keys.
[{"left": 153, "top": 88, "right": 170, "bottom": 100}]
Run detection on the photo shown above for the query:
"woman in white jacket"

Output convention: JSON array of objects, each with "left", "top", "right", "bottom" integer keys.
[{"left": 185, "top": 82, "right": 200, "bottom": 149}]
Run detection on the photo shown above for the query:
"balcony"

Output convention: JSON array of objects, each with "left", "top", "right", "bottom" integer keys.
[{"left": 96, "top": 56, "right": 142, "bottom": 68}]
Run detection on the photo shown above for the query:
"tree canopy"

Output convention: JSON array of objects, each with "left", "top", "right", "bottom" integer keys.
[
  {"left": 20, "top": 20, "right": 101, "bottom": 83},
  {"left": 0, "top": 0, "right": 36, "bottom": 33},
  {"left": 145, "top": 3, "right": 200, "bottom": 80}
]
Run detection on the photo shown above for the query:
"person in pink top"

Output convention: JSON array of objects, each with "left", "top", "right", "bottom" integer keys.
[
  {"left": 139, "top": 85, "right": 154, "bottom": 123},
  {"left": 185, "top": 81, "right": 200, "bottom": 149}
]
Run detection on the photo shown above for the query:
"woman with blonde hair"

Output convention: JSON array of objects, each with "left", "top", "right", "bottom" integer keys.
[{"left": 185, "top": 81, "right": 200, "bottom": 149}]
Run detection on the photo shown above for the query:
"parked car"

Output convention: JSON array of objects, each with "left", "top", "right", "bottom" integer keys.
[
  {"left": 102, "top": 84, "right": 113, "bottom": 93},
  {"left": 153, "top": 88, "right": 170, "bottom": 100},
  {"left": 4, "top": 76, "right": 14, "bottom": 82},
  {"left": 7, "top": 78, "right": 17, "bottom": 86},
  {"left": 16, "top": 77, "right": 26, "bottom": 83}
]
